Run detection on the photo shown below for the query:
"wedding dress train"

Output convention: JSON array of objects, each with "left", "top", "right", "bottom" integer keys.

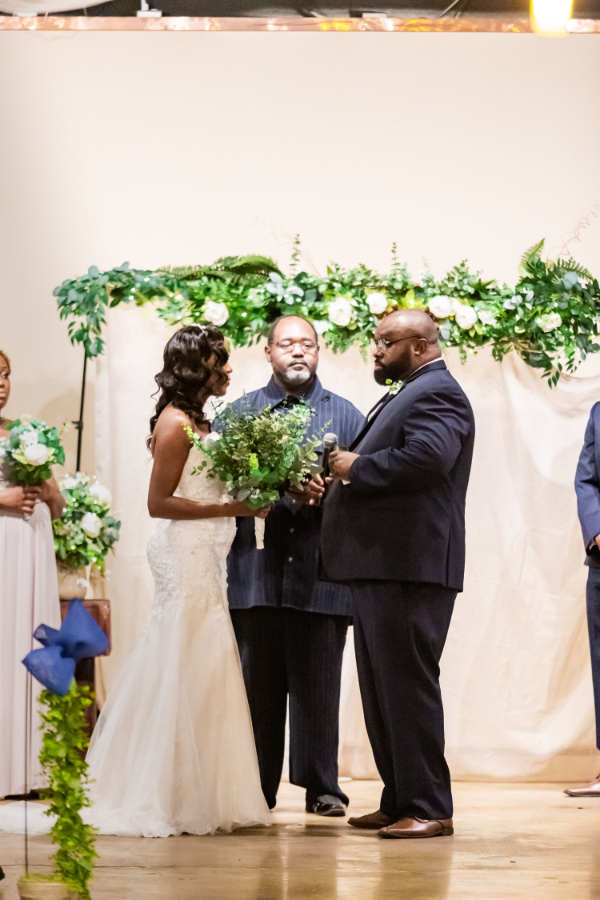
[{"left": 85, "top": 447, "right": 270, "bottom": 836}]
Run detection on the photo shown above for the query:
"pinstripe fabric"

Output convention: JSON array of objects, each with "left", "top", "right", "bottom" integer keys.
[
  {"left": 226, "top": 376, "right": 365, "bottom": 616},
  {"left": 230, "top": 606, "right": 350, "bottom": 808}
]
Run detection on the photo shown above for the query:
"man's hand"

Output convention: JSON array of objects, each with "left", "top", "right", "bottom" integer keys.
[
  {"left": 329, "top": 450, "right": 360, "bottom": 481},
  {"left": 595, "top": 534, "right": 600, "bottom": 551},
  {"left": 287, "top": 475, "right": 326, "bottom": 505}
]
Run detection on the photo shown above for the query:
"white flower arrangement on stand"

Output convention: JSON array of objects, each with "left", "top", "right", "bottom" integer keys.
[{"left": 53, "top": 474, "right": 121, "bottom": 600}]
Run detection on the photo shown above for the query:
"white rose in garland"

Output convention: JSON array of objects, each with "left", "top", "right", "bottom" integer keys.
[
  {"left": 24, "top": 442, "right": 49, "bottom": 466},
  {"left": 328, "top": 297, "right": 354, "bottom": 328},
  {"left": 366, "top": 292, "right": 388, "bottom": 315},
  {"left": 81, "top": 512, "right": 102, "bottom": 538},
  {"left": 455, "top": 305, "right": 478, "bottom": 330},
  {"left": 537, "top": 312, "right": 562, "bottom": 333},
  {"left": 428, "top": 295, "right": 453, "bottom": 319},
  {"left": 203, "top": 301, "right": 229, "bottom": 327},
  {"left": 313, "top": 319, "right": 331, "bottom": 335}
]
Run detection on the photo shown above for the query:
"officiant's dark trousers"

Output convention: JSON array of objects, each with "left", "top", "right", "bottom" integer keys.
[
  {"left": 349, "top": 580, "right": 456, "bottom": 821},
  {"left": 230, "top": 606, "right": 350, "bottom": 810}
]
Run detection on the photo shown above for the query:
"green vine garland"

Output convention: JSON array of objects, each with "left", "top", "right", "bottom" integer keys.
[
  {"left": 38, "top": 682, "right": 98, "bottom": 900},
  {"left": 54, "top": 239, "right": 600, "bottom": 385}
]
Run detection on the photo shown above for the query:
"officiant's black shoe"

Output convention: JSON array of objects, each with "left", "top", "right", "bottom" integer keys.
[{"left": 307, "top": 795, "right": 347, "bottom": 817}]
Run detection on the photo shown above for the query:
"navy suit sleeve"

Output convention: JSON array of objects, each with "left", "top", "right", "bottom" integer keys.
[
  {"left": 348, "top": 387, "right": 472, "bottom": 495},
  {"left": 575, "top": 405, "right": 600, "bottom": 549}
]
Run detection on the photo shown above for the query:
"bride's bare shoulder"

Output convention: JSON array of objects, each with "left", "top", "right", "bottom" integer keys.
[{"left": 152, "top": 406, "right": 194, "bottom": 448}]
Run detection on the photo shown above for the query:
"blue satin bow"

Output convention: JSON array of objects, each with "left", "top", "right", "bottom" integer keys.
[{"left": 22, "top": 599, "right": 110, "bottom": 696}]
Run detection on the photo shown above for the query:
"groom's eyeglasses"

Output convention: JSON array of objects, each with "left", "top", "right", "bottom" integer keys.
[
  {"left": 273, "top": 339, "right": 318, "bottom": 353},
  {"left": 371, "top": 335, "right": 420, "bottom": 352}
]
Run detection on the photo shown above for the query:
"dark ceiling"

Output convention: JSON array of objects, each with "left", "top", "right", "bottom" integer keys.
[
  {"left": 49, "top": 0, "right": 600, "bottom": 19},
  {"left": 45, "top": 0, "right": 600, "bottom": 19}
]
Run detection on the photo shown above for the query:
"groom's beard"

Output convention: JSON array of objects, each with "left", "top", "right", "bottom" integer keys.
[{"left": 374, "top": 358, "right": 407, "bottom": 385}]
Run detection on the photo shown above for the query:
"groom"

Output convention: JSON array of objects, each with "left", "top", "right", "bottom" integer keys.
[{"left": 317, "top": 309, "right": 475, "bottom": 838}]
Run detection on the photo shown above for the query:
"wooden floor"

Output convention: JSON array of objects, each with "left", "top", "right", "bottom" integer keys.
[{"left": 2, "top": 780, "right": 600, "bottom": 899}]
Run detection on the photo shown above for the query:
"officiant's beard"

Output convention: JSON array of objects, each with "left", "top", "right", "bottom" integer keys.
[{"left": 276, "top": 363, "right": 314, "bottom": 390}]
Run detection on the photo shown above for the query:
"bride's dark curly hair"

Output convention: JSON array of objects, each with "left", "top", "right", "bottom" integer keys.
[{"left": 148, "top": 325, "right": 229, "bottom": 449}]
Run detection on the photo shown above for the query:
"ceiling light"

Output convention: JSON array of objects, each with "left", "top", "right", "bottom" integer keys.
[{"left": 530, "top": 0, "right": 573, "bottom": 37}]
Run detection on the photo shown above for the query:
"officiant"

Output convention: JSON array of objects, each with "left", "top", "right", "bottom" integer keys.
[{"left": 226, "top": 315, "right": 364, "bottom": 816}]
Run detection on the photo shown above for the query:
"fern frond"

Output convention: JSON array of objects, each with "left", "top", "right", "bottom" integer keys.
[
  {"left": 547, "top": 258, "right": 594, "bottom": 282},
  {"left": 518, "top": 239, "right": 545, "bottom": 277},
  {"left": 158, "top": 265, "right": 225, "bottom": 281},
  {"left": 214, "top": 255, "right": 282, "bottom": 277}
]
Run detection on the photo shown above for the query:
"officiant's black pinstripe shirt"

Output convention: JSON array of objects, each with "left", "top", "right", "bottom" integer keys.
[{"left": 225, "top": 376, "right": 364, "bottom": 617}]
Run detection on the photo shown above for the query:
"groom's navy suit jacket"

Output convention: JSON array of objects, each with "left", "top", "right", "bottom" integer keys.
[
  {"left": 575, "top": 402, "right": 600, "bottom": 568},
  {"left": 321, "top": 359, "right": 475, "bottom": 591}
]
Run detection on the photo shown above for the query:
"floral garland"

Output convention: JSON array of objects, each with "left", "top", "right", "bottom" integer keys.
[{"left": 54, "top": 240, "right": 600, "bottom": 385}]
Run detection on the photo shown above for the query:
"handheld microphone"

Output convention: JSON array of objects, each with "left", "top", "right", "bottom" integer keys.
[{"left": 314, "top": 432, "right": 338, "bottom": 508}]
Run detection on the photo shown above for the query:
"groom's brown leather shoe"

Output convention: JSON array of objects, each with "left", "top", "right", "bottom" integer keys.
[
  {"left": 348, "top": 810, "right": 396, "bottom": 829},
  {"left": 379, "top": 817, "right": 454, "bottom": 839},
  {"left": 564, "top": 775, "right": 600, "bottom": 797}
]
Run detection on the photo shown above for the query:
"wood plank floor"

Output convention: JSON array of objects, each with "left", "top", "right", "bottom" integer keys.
[{"left": 2, "top": 780, "right": 600, "bottom": 899}]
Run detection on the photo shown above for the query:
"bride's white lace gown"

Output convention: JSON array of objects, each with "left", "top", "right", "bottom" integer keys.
[{"left": 86, "top": 447, "right": 270, "bottom": 837}]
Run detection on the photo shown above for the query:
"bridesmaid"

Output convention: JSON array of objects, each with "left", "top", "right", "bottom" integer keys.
[{"left": 0, "top": 349, "right": 66, "bottom": 798}]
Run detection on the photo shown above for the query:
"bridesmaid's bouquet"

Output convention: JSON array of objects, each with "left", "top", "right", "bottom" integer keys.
[
  {"left": 0, "top": 416, "right": 65, "bottom": 484},
  {"left": 186, "top": 400, "right": 324, "bottom": 509}
]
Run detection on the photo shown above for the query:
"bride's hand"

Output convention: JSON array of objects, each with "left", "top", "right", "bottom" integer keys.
[{"left": 229, "top": 500, "right": 271, "bottom": 518}]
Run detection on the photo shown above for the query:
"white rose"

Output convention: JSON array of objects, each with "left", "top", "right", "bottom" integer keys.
[
  {"left": 427, "top": 295, "right": 453, "bottom": 319},
  {"left": 24, "top": 442, "right": 49, "bottom": 466},
  {"left": 81, "top": 512, "right": 102, "bottom": 539},
  {"left": 21, "top": 429, "right": 40, "bottom": 447},
  {"left": 328, "top": 297, "right": 353, "bottom": 328},
  {"left": 313, "top": 319, "right": 331, "bottom": 335},
  {"left": 89, "top": 482, "right": 112, "bottom": 506},
  {"left": 450, "top": 298, "right": 464, "bottom": 316},
  {"left": 366, "top": 292, "right": 388, "bottom": 315},
  {"left": 203, "top": 301, "right": 229, "bottom": 327},
  {"left": 202, "top": 432, "right": 221, "bottom": 447},
  {"left": 455, "top": 305, "right": 478, "bottom": 330},
  {"left": 538, "top": 312, "right": 562, "bottom": 333}
]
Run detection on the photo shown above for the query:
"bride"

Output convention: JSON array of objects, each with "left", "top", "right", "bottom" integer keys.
[{"left": 86, "top": 324, "right": 271, "bottom": 837}]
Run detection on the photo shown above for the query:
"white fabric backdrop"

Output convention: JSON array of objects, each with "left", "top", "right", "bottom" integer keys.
[{"left": 96, "top": 304, "right": 600, "bottom": 782}]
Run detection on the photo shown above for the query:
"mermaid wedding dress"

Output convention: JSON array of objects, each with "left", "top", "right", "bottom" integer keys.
[{"left": 85, "top": 446, "right": 270, "bottom": 836}]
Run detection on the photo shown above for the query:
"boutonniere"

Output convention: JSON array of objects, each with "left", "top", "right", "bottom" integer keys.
[{"left": 386, "top": 379, "right": 402, "bottom": 395}]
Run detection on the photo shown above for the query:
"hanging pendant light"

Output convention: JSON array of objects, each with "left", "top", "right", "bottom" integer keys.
[{"left": 531, "top": 0, "right": 573, "bottom": 36}]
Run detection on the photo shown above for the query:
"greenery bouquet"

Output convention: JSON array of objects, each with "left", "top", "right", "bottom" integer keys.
[
  {"left": 53, "top": 473, "right": 121, "bottom": 574},
  {"left": 0, "top": 416, "right": 65, "bottom": 484},
  {"left": 186, "top": 400, "right": 323, "bottom": 509}
]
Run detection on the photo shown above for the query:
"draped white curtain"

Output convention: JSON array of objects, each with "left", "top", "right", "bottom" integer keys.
[{"left": 96, "top": 304, "right": 600, "bottom": 781}]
